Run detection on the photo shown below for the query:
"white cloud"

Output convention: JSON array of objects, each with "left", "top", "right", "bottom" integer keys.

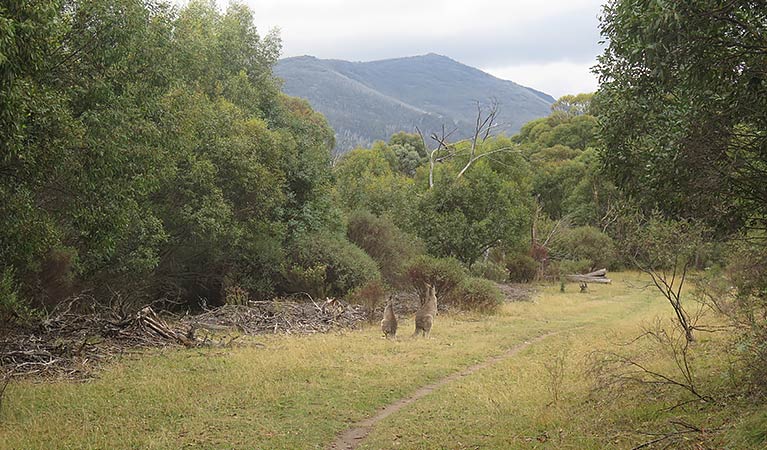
[
  {"left": 484, "top": 61, "right": 599, "bottom": 98},
  {"left": 180, "top": 0, "right": 605, "bottom": 96},
  {"left": 248, "top": 0, "right": 604, "bottom": 61}
]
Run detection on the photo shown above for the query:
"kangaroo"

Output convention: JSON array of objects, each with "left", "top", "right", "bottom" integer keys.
[
  {"left": 413, "top": 283, "right": 437, "bottom": 338},
  {"left": 381, "top": 295, "right": 398, "bottom": 339}
]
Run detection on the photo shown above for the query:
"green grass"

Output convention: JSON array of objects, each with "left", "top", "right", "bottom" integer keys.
[{"left": 1, "top": 273, "right": 764, "bottom": 449}]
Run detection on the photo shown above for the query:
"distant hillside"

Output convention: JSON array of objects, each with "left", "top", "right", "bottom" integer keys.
[{"left": 275, "top": 54, "right": 555, "bottom": 152}]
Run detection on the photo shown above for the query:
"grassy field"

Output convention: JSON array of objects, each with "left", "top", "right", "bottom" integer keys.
[{"left": 0, "top": 273, "right": 764, "bottom": 449}]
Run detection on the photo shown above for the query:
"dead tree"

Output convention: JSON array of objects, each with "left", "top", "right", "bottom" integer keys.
[
  {"left": 626, "top": 218, "right": 707, "bottom": 344},
  {"left": 589, "top": 318, "right": 712, "bottom": 405},
  {"left": 417, "top": 124, "right": 457, "bottom": 189},
  {"left": 417, "top": 99, "right": 519, "bottom": 189}
]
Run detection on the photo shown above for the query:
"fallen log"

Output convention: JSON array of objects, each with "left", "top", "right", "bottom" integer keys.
[
  {"left": 566, "top": 275, "right": 612, "bottom": 284},
  {"left": 583, "top": 268, "right": 607, "bottom": 277}
]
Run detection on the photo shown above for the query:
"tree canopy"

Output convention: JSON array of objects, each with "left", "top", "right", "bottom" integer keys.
[
  {"left": 0, "top": 0, "right": 341, "bottom": 306},
  {"left": 595, "top": 0, "right": 767, "bottom": 233}
]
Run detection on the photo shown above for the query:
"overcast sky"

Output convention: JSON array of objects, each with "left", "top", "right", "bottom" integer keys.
[{"left": 211, "top": 0, "right": 606, "bottom": 98}]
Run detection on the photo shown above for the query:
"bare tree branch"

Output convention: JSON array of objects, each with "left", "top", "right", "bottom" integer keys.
[{"left": 419, "top": 100, "right": 517, "bottom": 188}]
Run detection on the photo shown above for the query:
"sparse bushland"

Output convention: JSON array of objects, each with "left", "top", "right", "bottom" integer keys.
[{"left": 2, "top": 0, "right": 766, "bottom": 447}]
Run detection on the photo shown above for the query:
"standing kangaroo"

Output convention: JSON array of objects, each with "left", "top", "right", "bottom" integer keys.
[
  {"left": 413, "top": 283, "right": 437, "bottom": 337},
  {"left": 381, "top": 295, "right": 398, "bottom": 339}
]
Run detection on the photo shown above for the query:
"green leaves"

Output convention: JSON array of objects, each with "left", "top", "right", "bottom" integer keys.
[
  {"left": 595, "top": 0, "right": 767, "bottom": 232},
  {"left": 414, "top": 157, "right": 531, "bottom": 265},
  {"left": 1, "top": 0, "right": 341, "bottom": 306}
]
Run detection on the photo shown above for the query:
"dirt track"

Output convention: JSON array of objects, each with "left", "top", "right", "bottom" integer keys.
[{"left": 328, "top": 331, "right": 557, "bottom": 449}]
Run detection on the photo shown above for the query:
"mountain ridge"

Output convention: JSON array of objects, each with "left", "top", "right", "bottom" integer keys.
[{"left": 275, "top": 54, "right": 555, "bottom": 152}]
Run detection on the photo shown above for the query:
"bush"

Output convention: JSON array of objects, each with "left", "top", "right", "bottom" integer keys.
[
  {"left": 347, "top": 210, "right": 424, "bottom": 288},
  {"left": 471, "top": 260, "right": 508, "bottom": 283},
  {"left": 551, "top": 226, "right": 617, "bottom": 271},
  {"left": 721, "top": 241, "right": 767, "bottom": 396},
  {"left": 405, "top": 255, "right": 468, "bottom": 301},
  {"left": 285, "top": 232, "right": 381, "bottom": 299},
  {"left": 506, "top": 254, "right": 539, "bottom": 283},
  {"left": 347, "top": 279, "right": 387, "bottom": 322},
  {"left": 558, "top": 258, "right": 593, "bottom": 276},
  {"left": 223, "top": 285, "right": 249, "bottom": 306},
  {"left": 449, "top": 277, "right": 504, "bottom": 312},
  {"left": 0, "top": 268, "right": 37, "bottom": 325}
]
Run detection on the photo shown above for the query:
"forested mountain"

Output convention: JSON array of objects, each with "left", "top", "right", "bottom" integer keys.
[{"left": 275, "top": 54, "right": 555, "bottom": 151}]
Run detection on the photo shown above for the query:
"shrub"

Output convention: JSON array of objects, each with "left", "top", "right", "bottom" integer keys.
[
  {"left": 0, "top": 268, "right": 37, "bottom": 325},
  {"left": 471, "top": 260, "right": 508, "bottom": 283},
  {"left": 449, "top": 277, "right": 504, "bottom": 312},
  {"left": 558, "top": 258, "right": 593, "bottom": 276},
  {"left": 550, "top": 226, "right": 617, "bottom": 271},
  {"left": 405, "top": 255, "right": 468, "bottom": 301},
  {"left": 224, "top": 285, "right": 249, "bottom": 306},
  {"left": 283, "top": 263, "right": 329, "bottom": 299},
  {"left": 347, "top": 210, "right": 424, "bottom": 288},
  {"left": 286, "top": 232, "right": 381, "bottom": 299},
  {"left": 506, "top": 254, "right": 539, "bottom": 283},
  {"left": 720, "top": 241, "right": 767, "bottom": 396},
  {"left": 37, "top": 246, "right": 79, "bottom": 307},
  {"left": 347, "top": 279, "right": 387, "bottom": 322}
]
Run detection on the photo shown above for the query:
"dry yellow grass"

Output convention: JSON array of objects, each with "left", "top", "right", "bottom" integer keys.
[{"left": 361, "top": 274, "right": 766, "bottom": 449}]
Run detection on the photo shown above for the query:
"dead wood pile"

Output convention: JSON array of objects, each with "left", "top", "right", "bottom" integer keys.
[
  {"left": 1, "top": 297, "right": 365, "bottom": 380},
  {"left": 0, "top": 301, "right": 195, "bottom": 379},
  {"left": 496, "top": 283, "right": 536, "bottom": 302},
  {"left": 186, "top": 298, "right": 366, "bottom": 335}
]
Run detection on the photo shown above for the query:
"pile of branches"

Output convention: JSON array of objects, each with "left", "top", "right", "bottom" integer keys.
[
  {"left": 0, "top": 299, "right": 195, "bottom": 379},
  {"left": 186, "top": 298, "right": 367, "bottom": 335},
  {"left": 496, "top": 283, "right": 536, "bottom": 302},
  {"left": 1, "top": 297, "right": 366, "bottom": 380}
]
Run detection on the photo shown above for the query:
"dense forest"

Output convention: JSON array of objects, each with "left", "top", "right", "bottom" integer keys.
[
  {"left": 2, "top": 0, "right": 340, "bottom": 308},
  {"left": 1, "top": 0, "right": 766, "bottom": 444}
]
